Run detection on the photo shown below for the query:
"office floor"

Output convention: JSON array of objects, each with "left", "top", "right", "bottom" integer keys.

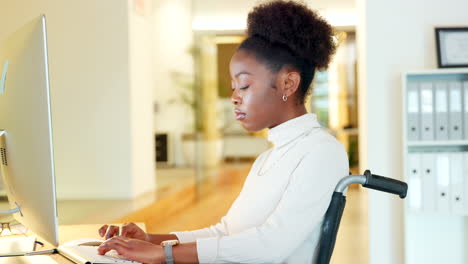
[
  {"left": 57, "top": 167, "right": 196, "bottom": 225},
  {"left": 0, "top": 162, "right": 368, "bottom": 263}
]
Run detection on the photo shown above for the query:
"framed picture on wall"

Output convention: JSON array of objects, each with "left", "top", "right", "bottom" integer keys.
[{"left": 435, "top": 27, "right": 468, "bottom": 68}]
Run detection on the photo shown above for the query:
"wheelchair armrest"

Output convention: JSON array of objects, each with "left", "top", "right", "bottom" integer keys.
[
  {"left": 335, "top": 170, "right": 408, "bottom": 199},
  {"left": 362, "top": 170, "right": 408, "bottom": 198}
]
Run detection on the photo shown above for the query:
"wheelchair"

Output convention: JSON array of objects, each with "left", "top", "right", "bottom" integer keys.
[{"left": 317, "top": 170, "right": 408, "bottom": 264}]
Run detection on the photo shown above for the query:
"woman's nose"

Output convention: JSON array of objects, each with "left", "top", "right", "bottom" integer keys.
[{"left": 231, "top": 91, "right": 241, "bottom": 105}]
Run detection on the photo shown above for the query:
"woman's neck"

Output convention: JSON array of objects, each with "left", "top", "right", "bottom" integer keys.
[
  {"left": 283, "top": 104, "right": 308, "bottom": 122},
  {"left": 270, "top": 104, "right": 308, "bottom": 129}
]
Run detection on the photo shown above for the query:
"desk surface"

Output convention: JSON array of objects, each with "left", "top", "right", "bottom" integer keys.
[{"left": 3, "top": 223, "right": 145, "bottom": 264}]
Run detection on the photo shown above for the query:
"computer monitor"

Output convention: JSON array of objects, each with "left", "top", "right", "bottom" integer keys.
[{"left": 0, "top": 15, "right": 59, "bottom": 247}]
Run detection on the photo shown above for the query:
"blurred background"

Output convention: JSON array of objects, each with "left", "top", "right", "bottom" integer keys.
[{"left": 1, "top": 0, "right": 467, "bottom": 263}]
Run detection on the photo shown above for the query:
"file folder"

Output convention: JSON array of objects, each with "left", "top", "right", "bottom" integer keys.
[
  {"left": 434, "top": 82, "right": 449, "bottom": 140},
  {"left": 464, "top": 81, "right": 468, "bottom": 140},
  {"left": 407, "top": 82, "right": 421, "bottom": 141},
  {"left": 448, "top": 81, "right": 463, "bottom": 140},
  {"left": 450, "top": 152, "right": 464, "bottom": 215},
  {"left": 464, "top": 152, "right": 468, "bottom": 213},
  {"left": 435, "top": 153, "right": 451, "bottom": 213},
  {"left": 407, "top": 153, "right": 422, "bottom": 210},
  {"left": 420, "top": 82, "right": 435, "bottom": 140},
  {"left": 421, "top": 153, "right": 436, "bottom": 212}
]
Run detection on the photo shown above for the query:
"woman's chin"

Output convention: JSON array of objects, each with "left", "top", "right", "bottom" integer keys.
[
  {"left": 241, "top": 122, "right": 264, "bottom": 133},
  {"left": 240, "top": 122, "right": 252, "bottom": 132}
]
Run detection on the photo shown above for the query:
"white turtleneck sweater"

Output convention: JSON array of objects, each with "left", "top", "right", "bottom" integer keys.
[{"left": 172, "top": 114, "right": 349, "bottom": 263}]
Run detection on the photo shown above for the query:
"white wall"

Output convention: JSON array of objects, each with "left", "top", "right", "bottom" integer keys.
[
  {"left": 152, "top": 0, "right": 194, "bottom": 166},
  {"left": 0, "top": 0, "right": 155, "bottom": 199},
  {"left": 357, "top": 0, "right": 468, "bottom": 263},
  {"left": 192, "top": 0, "right": 356, "bottom": 30},
  {"left": 128, "top": 0, "right": 157, "bottom": 197}
]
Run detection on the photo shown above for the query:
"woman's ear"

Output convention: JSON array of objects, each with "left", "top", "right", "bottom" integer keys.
[{"left": 281, "top": 70, "right": 301, "bottom": 98}]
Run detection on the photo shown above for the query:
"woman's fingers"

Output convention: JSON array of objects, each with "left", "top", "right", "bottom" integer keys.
[
  {"left": 120, "top": 223, "right": 133, "bottom": 237},
  {"left": 121, "top": 223, "right": 139, "bottom": 236},
  {"left": 97, "top": 236, "right": 130, "bottom": 255},
  {"left": 121, "top": 223, "right": 148, "bottom": 241},
  {"left": 99, "top": 223, "right": 146, "bottom": 241},
  {"left": 98, "top": 236, "right": 163, "bottom": 264},
  {"left": 98, "top": 225, "right": 108, "bottom": 237},
  {"left": 105, "top": 225, "right": 120, "bottom": 239}
]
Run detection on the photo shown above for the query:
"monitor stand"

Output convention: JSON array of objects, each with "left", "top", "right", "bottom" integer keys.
[
  {"left": 0, "top": 131, "right": 22, "bottom": 216},
  {"left": 0, "top": 130, "right": 35, "bottom": 256}
]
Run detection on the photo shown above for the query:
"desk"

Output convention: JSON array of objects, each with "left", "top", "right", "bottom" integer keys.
[{"left": 3, "top": 223, "right": 145, "bottom": 264}]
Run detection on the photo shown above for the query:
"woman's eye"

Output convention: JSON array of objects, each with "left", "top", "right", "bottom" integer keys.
[{"left": 231, "top": 85, "right": 249, "bottom": 91}]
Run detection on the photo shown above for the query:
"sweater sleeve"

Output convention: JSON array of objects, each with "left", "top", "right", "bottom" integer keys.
[
  {"left": 171, "top": 150, "right": 270, "bottom": 244},
  {"left": 170, "top": 216, "right": 230, "bottom": 243},
  {"left": 196, "top": 142, "right": 349, "bottom": 263}
]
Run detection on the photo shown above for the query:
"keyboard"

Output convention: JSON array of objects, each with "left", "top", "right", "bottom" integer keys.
[{"left": 58, "top": 238, "right": 141, "bottom": 264}]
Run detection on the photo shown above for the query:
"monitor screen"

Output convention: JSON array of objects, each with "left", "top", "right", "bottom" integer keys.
[{"left": 0, "top": 15, "right": 59, "bottom": 247}]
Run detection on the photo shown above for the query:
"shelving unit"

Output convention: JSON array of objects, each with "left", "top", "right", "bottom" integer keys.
[
  {"left": 402, "top": 69, "right": 468, "bottom": 264},
  {"left": 407, "top": 140, "right": 468, "bottom": 147}
]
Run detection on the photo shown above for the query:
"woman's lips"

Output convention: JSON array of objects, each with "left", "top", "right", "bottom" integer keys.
[
  {"left": 236, "top": 113, "right": 246, "bottom": 120},
  {"left": 235, "top": 110, "right": 246, "bottom": 120}
]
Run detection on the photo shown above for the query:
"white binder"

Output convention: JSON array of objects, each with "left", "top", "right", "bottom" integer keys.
[
  {"left": 407, "top": 153, "right": 422, "bottom": 210},
  {"left": 420, "top": 153, "right": 436, "bottom": 212},
  {"left": 407, "top": 82, "right": 421, "bottom": 141},
  {"left": 435, "top": 152, "right": 451, "bottom": 213},
  {"left": 434, "top": 82, "right": 449, "bottom": 140},
  {"left": 449, "top": 152, "right": 464, "bottom": 215},
  {"left": 464, "top": 81, "right": 468, "bottom": 140},
  {"left": 448, "top": 81, "right": 463, "bottom": 140},
  {"left": 464, "top": 152, "right": 468, "bottom": 213},
  {"left": 420, "top": 82, "right": 435, "bottom": 140}
]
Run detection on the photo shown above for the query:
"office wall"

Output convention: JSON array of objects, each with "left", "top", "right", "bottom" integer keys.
[
  {"left": 0, "top": 0, "right": 155, "bottom": 199},
  {"left": 192, "top": 0, "right": 356, "bottom": 29},
  {"left": 128, "top": 1, "right": 157, "bottom": 197},
  {"left": 357, "top": 0, "right": 468, "bottom": 263}
]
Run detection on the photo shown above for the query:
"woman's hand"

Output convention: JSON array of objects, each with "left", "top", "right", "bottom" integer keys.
[
  {"left": 98, "top": 236, "right": 164, "bottom": 264},
  {"left": 99, "top": 223, "right": 149, "bottom": 242}
]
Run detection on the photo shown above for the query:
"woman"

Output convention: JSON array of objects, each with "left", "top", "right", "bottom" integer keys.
[{"left": 98, "top": 1, "right": 349, "bottom": 263}]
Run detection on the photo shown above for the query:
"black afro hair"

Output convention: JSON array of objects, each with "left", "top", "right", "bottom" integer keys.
[{"left": 246, "top": 0, "right": 336, "bottom": 70}]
